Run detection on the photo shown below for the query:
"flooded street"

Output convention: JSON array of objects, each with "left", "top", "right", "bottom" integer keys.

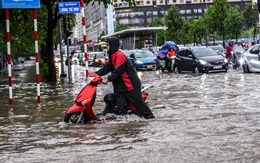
[{"left": 0, "top": 62, "right": 259, "bottom": 162}]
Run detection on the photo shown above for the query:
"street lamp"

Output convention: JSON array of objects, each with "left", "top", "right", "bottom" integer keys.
[{"left": 153, "top": 5, "right": 166, "bottom": 43}]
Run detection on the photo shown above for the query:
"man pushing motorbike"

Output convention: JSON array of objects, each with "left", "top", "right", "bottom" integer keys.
[{"left": 93, "top": 37, "right": 155, "bottom": 119}]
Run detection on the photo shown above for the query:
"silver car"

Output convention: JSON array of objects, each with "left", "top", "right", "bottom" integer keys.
[{"left": 242, "top": 44, "right": 260, "bottom": 73}]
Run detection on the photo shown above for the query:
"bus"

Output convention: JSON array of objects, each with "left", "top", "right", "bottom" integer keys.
[{"left": 87, "top": 42, "right": 107, "bottom": 52}]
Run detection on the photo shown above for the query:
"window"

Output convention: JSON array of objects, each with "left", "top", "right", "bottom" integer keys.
[
  {"left": 198, "top": 9, "right": 202, "bottom": 13},
  {"left": 193, "top": 9, "right": 197, "bottom": 13},
  {"left": 119, "top": 19, "right": 129, "bottom": 24},
  {"left": 186, "top": 50, "right": 193, "bottom": 57},
  {"left": 186, "top": 9, "right": 191, "bottom": 14},
  {"left": 180, "top": 0, "right": 184, "bottom": 3},
  {"left": 178, "top": 50, "right": 186, "bottom": 57},
  {"left": 250, "top": 45, "right": 260, "bottom": 54},
  {"left": 180, "top": 10, "right": 185, "bottom": 14},
  {"left": 147, "top": 11, "right": 152, "bottom": 15},
  {"left": 146, "top": 1, "right": 151, "bottom": 4},
  {"left": 173, "top": 0, "right": 176, "bottom": 2}
]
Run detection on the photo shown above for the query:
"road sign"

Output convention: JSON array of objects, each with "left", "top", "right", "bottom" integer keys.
[
  {"left": 58, "top": 2, "right": 81, "bottom": 15},
  {"left": 0, "top": 0, "right": 40, "bottom": 9}
]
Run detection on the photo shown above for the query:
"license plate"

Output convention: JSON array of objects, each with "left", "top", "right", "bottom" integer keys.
[
  {"left": 147, "top": 65, "right": 153, "bottom": 69},
  {"left": 213, "top": 65, "right": 222, "bottom": 69}
]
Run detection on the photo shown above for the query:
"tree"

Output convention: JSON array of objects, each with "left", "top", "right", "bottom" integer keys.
[
  {"left": 204, "top": 0, "right": 230, "bottom": 47},
  {"left": 165, "top": 5, "right": 184, "bottom": 44},
  {"left": 224, "top": 5, "right": 244, "bottom": 42},
  {"left": 115, "top": 24, "right": 128, "bottom": 32},
  {"left": 148, "top": 17, "right": 164, "bottom": 46},
  {"left": 243, "top": 3, "right": 259, "bottom": 41}
]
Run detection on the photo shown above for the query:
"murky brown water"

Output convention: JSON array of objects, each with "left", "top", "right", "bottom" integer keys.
[{"left": 0, "top": 63, "right": 259, "bottom": 162}]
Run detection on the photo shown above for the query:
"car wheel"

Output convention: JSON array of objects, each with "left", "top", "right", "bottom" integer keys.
[
  {"left": 193, "top": 66, "right": 199, "bottom": 73},
  {"left": 242, "top": 62, "right": 250, "bottom": 73}
]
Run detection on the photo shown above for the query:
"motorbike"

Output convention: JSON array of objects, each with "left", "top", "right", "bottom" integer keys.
[
  {"left": 64, "top": 73, "right": 151, "bottom": 124},
  {"left": 168, "top": 56, "right": 176, "bottom": 72},
  {"left": 233, "top": 51, "right": 244, "bottom": 69}
]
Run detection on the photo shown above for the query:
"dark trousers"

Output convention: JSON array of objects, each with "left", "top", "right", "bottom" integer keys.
[{"left": 116, "top": 87, "right": 155, "bottom": 119}]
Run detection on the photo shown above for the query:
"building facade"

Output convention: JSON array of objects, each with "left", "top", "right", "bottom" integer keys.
[{"left": 72, "top": 0, "right": 252, "bottom": 45}]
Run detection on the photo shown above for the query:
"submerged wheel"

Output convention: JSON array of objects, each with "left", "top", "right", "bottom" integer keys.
[
  {"left": 242, "top": 62, "right": 250, "bottom": 73},
  {"left": 64, "top": 113, "right": 85, "bottom": 124},
  {"left": 193, "top": 66, "right": 199, "bottom": 73}
]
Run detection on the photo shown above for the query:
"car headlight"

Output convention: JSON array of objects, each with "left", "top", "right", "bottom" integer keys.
[
  {"left": 199, "top": 59, "right": 207, "bottom": 65},
  {"left": 136, "top": 60, "right": 143, "bottom": 64},
  {"left": 224, "top": 58, "right": 228, "bottom": 63}
]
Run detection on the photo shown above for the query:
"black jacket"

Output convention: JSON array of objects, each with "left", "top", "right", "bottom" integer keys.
[{"left": 95, "top": 38, "right": 141, "bottom": 93}]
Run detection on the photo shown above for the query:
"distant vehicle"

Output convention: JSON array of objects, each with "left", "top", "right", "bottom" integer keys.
[
  {"left": 87, "top": 52, "right": 106, "bottom": 67},
  {"left": 209, "top": 45, "right": 225, "bottom": 57},
  {"left": 78, "top": 53, "right": 84, "bottom": 65},
  {"left": 242, "top": 44, "right": 260, "bottom": 73},
  {"left": 123, "top": 49, "right": 156, "bottom": 71},
  {"left": 29, "top": 56, "right": 36, "bottom": 60},
  {"left": 175, "top": 46, "right": 228, "bottom": 73},
  {"left": 72, "top": 53, "right": 79, "bottom": 64},
  {"left": 54, "top": 54, "right": 61, "bottom": 63}
]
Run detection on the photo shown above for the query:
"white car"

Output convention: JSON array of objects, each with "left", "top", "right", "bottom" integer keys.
[{"left": 242, "top": 44, "right": 260, "bottom": 73}]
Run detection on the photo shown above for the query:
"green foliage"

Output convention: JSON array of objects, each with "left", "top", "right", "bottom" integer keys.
[
  {"left": 204, "top": 0, "right": 230, "bottom": 35},
  {"left": 243, "top": 3, "right": 258, "bottom": 30},
  {"left": 148, "top": 17, "right": 164, "bottom": 46},
  {"left": 115, "top": 24, "right": 128, "bottom": 32},
  {"left": 165, "top": 5, "right": 184, "bottom": 44},
  {"left": 224, "top": 5, "right": 244, "bottom": 40},
  {"left": 39, "top": 59, "right": 49, "bottom": 82}
]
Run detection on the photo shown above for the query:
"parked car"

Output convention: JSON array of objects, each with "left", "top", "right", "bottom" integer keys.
[
  {"left": 242, "top": 44, "right": 260, "bottom": 73},
  {"left": 209, "top": 45, "right": 225, "bottom": 57},
  {"left": 175, "top": 46, "right": 228, "bottom": 73},
  {"left": 122, "top": 49, "right": 156, "bottom": 71}
]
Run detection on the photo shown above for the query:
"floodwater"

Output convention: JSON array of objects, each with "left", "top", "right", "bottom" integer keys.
[{"left": 0, "top": 62, "right": 259, "bottom": 163}]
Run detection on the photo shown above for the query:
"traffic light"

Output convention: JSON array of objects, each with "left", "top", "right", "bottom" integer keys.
[
  {"left": 63, "top": 15, "right": 73, "bottom": 38},
  {"left": 64, "top": 30, "right": 73, "bottom": 38}
]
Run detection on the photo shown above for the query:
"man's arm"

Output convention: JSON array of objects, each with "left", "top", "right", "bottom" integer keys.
[
  {"left": 95, "top": 62, "right": 112, "bottom": 76},
  {"left": 107, "top": 53, "right": 127, "bottom": 82}
]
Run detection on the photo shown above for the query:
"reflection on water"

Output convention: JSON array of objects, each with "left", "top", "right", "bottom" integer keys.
[{"left": 0, "top": 65, "right": 259, "bottom": 162}]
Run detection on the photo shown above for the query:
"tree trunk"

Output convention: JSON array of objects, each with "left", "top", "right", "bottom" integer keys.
[{"left": 46, "top": 2, "right": 56, "bottom": 83}]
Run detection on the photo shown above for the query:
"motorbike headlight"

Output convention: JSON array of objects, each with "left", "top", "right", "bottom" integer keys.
[
  {"left": 240, "top": 58, "right": 244, "bottom": 64},
  {"left": 136, "top": 60, "right": 143, "bottom": 64},
  {"left": 224, "top": 58, "right": 228, "bottom": 63},
  {"left": 199, "top": 59, "right": 207, "bottom": 65}
]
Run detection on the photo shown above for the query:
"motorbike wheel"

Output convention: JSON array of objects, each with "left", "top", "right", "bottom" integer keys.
[{"left": 64, "top": 113, "right": 85, "bottom": 124}]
